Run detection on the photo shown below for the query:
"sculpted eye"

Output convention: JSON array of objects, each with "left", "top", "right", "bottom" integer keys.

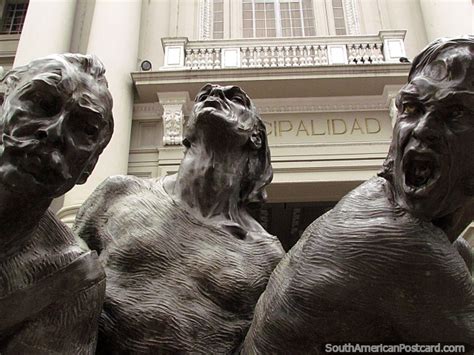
[
  {"left": 445, "top": 104, "right": 471, "bottom": 133},
  {"left": 23, "top": 92, "right": 62, "bottom": 116},
  {"left": 68, "top": 110, "right": 102, "bottom": 146},
  {"left": 231, "top": 95, "right": 245, "bottom": 105},
  {"left": 197, "top": 94, "right": 208, "bottom": 102},
  {"left": 84, "top": 124, "right": 99, "bottom": 137},
  {"left": 402, "top": 103, "right": 422, "bottom": 116}
]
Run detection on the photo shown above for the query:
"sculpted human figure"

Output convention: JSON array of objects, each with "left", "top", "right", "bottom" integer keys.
[
  {"left": 74, "top": 84, "right": 284, "bottom": 354},
  {"left": 243, "top": 37, "right": 474, "bottom": 354},
  {"left": 0, "top": 54, "right": 114, "bottom": 354}
]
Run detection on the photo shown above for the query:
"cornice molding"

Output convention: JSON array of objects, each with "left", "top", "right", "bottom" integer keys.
[
  {"left": 133, "top": 103, "right": 163, "bottom": 120},
  {"left": 254, "top": 95, "right": 389, "bottom": 114},
  {"left": 257, "top": 102, "right": 387, "bottom": 113}
]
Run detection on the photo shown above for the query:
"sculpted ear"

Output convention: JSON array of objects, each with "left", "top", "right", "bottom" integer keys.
[{"left": 249, "top": 131, "right": 262, "bottom": 150}]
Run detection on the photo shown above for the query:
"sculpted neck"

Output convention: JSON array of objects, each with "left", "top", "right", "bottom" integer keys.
[
  {"left": 169, "top": 141, "right": 249, "bottom": 222},
  {"left": 0, "top": 183, "right": 51, "bottom": 257},
  {"left": 433, "top": 201, "right": 474, "bottom": 243}
]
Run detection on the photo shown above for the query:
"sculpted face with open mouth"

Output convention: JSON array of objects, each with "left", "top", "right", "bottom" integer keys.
[
  {"left": 401, "top": 142, "right": 442, "bottom": 197},
  {"left": 389, "top": 43, "right": 474, "bottom": 220}
]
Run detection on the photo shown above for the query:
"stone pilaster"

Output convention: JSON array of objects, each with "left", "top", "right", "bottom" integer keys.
[
  {"left": 419, "top": 0, "right": 472, "bottom": 43},
  {"left": 383, "top": 85, "right": 402, "bottom": 128},
  {"left": 14, "top": 0, "right": 77, "bottom": 67},
  {"left": 59, "top": 0, "right": 142, "bottom": 227}
]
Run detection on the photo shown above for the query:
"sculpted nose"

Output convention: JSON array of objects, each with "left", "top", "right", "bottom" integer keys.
[
  {"left": 35, "top": 117, "right": 64, "bottom": 145},
  {"left": 412, "top": 113, "right": 440, "bottom": 143},
  {"left": 209, "top": 87, "right": 225, "bottom": 100}
]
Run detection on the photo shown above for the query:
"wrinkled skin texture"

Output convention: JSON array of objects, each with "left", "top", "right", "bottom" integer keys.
[
  {"left": 243, "top": 38, "right": 474, "bottom": 354},
  {"left": 0, "top": 54, "right": 113, "bottom": 354},
  {"left": 74, "top": 84, "right": 284, "bottom": 354},
  {"left": 390, "top": 44, "right": 474, "bottom": 221},
  {"left": 0, "top": 55, "right": 113, "bottom": 198}
]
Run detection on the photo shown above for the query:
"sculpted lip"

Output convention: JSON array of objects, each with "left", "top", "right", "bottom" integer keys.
[
  {"left": 401, "top": 147, "right": 440, "bottom": 197},
  {"left": 18, "top": 151, "right": 71, "bottom": 185}
]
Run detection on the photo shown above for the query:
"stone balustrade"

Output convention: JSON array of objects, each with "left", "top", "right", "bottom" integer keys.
[{"left": 160, "top": 30, "right": 406, "bottom": 71}]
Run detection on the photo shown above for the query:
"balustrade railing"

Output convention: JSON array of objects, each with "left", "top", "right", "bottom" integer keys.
[{"left": 160, "top": 30, "right": 406, "bottom": 71}]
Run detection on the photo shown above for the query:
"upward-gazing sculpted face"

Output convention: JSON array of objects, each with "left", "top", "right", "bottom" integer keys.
[
  {"left": 392, "top": 44, "right": 474, "bottom": 219},
  {"left": 185, "top": 84, "right": 261, "bottom": 147},
  {"left": 0, "top": 59, "right": 113, "bottom": 198}
]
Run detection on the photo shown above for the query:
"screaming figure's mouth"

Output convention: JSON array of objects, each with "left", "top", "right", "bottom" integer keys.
[{"left": 402, "top": 149, "right": 440, "bottom": 195}]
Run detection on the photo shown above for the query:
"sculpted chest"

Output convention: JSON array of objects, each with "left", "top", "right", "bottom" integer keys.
[{"left": 100, "top": 188, "right": 277, "bottom": 315}]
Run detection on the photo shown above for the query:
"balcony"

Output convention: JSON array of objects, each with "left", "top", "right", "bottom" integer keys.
[
  {"left": 132, "top": 30, "right": 409, "bottom": 102},
  {"left": 161, "top": 30, "right": 406, "bottom": 70}
]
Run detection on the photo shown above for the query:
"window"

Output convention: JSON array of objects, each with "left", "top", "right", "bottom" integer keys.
[
  {"left": 0, "top": 1, "right": 28, "bottom": 35},
  {"left": 332, "top": 0, "right": 346, "bottom": 35},
  {"left": 242, "top": 0, "right": 315, "bottom": 38},
  {"left": 212, "top": 0, "right": 224, "bottom": 39}
]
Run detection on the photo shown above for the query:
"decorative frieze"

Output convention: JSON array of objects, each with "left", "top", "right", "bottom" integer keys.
[
  {"left": 256, "top": 102, "right": 387, "bottom": 114},
  {"left": 133, "top": 102, "right": 163, "bottom": 120}
]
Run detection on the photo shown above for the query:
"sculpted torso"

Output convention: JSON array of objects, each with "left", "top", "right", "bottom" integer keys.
[
  {"left": 75, "top": 84, "right": 284, "bottom": 354},
  {"left": 0, "top": 54, "right": 114, "bottom": 354},
  {"left": 244, "top": 38, "right": 474, "bottom": 353},
  {"left": 0, "top": 211, "right": 105, "bottom": 354},
  {"left": 243, "top": 177, "right": 474, "bottom": 354},
  {"left": 75, "top": 175, "right": 283, "bottom": 354}
]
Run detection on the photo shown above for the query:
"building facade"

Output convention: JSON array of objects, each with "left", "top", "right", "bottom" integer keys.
[{"left": 1, "top": 0, "right": 472, "bottom": 248}]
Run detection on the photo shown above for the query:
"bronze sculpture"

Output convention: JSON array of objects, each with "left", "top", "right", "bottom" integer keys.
[
  {"left": 74, "top": 84, "right": 284, "bottom": 354},
  {"left": 243, "top": 37, "right": 474, "bottom": 354},
  {"left": 0, "top": 54, "right": 114, "bottom": 354}
]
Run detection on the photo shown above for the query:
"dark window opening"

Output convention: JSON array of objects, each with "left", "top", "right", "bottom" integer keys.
[{"left": 1, "top": 1, "right": 29, "bottom": 35}]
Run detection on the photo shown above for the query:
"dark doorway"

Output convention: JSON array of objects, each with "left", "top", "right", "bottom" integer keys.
[{"left": 251, "top": 201, "right": 336, "bottom": 251}]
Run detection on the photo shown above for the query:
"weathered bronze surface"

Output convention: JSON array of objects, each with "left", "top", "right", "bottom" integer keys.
[
  {"left": 0, "top": 54, "right": 113, "bottom": 354},
  {"left": 74, "top": 84, "right": 284, "bottom": 354},
  {"left": 243, "top": 37, "right": 474, "bottom": 354}
]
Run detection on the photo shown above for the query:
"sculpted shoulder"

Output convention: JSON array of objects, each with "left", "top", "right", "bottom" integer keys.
[
  {"left": 74, "top": 175, "right": 163, "bottom": 253},
  {"left": 280, "top": 176, "right": 467, "bottom": 298},
  {"left": 303, "top": 176, "right": 442, "bottom": 246}
]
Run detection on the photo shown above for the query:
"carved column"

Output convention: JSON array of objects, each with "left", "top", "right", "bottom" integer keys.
[
  {"left": 58, "top": 0, "right": 142, "bottom": 226},
  {"left": 158, "top": 92, "right": 190, "bottom": 146},
  {"left": 388, "top": 96, "right": 397, "bottom": 127},
  {"left": 14, "top": 0, "right": 77, "bottom": 67},
  {"left": 199, "top": 0, "right": 212, "bottom": 39},
  {"left": 383, "top": 85, "right": 401, "bottom": 128}
]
